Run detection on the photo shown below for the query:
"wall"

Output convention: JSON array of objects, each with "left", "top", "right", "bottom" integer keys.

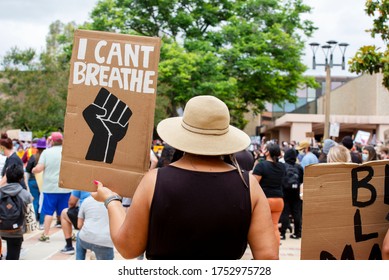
[
  {"left": 376, "top": 74, "right": 389, "bottom": 116},
  {"left": 278, "top": 127, "right": 290, "bottom": 143},
  {"left": 330, "top": 74, "right": 377, "bottom": 116},
  {"left": 243, "top": 110, "right": 261, "bottom": 137},
  {"left": 290, "top": 122, "right": 312, "bottom": 142}
]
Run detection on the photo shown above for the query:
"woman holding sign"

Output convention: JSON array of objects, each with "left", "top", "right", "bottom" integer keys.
[{"left": 92, "top": 95, "right": 278, "bottom": 260}]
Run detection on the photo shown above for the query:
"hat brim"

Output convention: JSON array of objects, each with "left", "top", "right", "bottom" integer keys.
[{"left": 157, "top": 117, "right": 251, "bottom": 156}]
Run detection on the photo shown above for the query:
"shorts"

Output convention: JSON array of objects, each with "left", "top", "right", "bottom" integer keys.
[
  {"left": 67, "top": 206, "right": 79, "bottom": 229},
  {"left": 41, "top": 193, "right": 71, "bottom": 217}
]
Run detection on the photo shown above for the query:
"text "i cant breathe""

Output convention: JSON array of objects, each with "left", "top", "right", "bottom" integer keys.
[{"left": 72, "top": 38, "right": 157, "bottom": 94}]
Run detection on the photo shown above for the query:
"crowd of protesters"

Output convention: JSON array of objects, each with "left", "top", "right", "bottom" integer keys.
[
  {"left": 1, "top": 126, "right": 388, "bottom": 260},
  {"left": 149, "top": 134, "right": 389, "bottom": 252}
]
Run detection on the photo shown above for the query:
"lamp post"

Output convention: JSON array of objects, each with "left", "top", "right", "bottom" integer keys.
[{"left": 309, "top": 41, "right": 349, "bottom": 140}]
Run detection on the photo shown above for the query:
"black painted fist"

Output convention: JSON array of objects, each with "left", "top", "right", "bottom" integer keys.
[{"left": 83, "top": 87, "right": 132, "bottom": 163}]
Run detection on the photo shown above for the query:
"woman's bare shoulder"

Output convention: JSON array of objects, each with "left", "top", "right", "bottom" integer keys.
[{"left": 134, "top": 168, "right": 158, "bottom": 202}]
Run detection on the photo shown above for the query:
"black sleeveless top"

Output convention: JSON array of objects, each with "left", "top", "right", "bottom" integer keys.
[{"left": 146, "top": 165, "right": 252, "bottom": 260}]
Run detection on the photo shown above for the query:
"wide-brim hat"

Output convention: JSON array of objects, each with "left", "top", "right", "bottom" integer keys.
[{"left": 157, "top": 95, "right": 250, "bottom": 156}]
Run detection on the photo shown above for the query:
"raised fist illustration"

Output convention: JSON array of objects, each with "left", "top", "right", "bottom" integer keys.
[{"left": 83, "top": 87, "right": 132, "bottom": 163}]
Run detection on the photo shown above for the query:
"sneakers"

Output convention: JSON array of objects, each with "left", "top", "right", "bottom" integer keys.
[
  {"left": 60, "top": 246, "right": 75, "bottom": 255},
  {"left": 72, "top": 232, "right": 77, "bottom": 242},
  {"left": 290, "top": 234, "right": 301, "bottom": 239},
  {"left": 55, "top": 221, "right": 62, "bottom": 228},
  {"left": 39, "top": 234, "right": 50, "bottom": 242}
]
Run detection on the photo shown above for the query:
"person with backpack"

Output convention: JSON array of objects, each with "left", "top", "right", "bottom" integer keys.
[
  {"left": 0, "top": 164, "right": 33, "bottom": 260},
  {"left": 279, "top": 148, "right": 304, "bottom": 240}
]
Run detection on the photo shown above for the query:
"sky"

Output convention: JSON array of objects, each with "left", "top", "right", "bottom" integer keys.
[{"left": 0, "top": 0, "right": 385, "bottom": 76}]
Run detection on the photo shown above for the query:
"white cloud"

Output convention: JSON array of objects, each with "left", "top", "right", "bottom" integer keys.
[{"left": 0, "top": 0, "right": 97, "bottom": 58}]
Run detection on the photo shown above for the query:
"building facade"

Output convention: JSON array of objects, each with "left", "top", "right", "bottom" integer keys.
[{"left": 244, "top": 73, "right": 389, "bottom": 145}]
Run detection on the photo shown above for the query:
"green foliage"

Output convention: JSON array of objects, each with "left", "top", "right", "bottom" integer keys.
[
  {"left": 0, "top": 22, "right": 76, "bottom": 134},
  {"left": 0, "top": 0, "right": 317, "bottom": 133},
  {"left": 89, "top": 0, "right": 317, "bottom": 128},
  {"left": 349, "top": 0, "right": 389, "bottom": 88}
]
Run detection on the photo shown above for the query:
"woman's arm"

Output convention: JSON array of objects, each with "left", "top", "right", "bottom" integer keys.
[
  {"left": 252, "top": 174, "right": 262, "bottom": 183},
  {"left": 32, "top": 163, "right": 44, "bottom": 174},
  {"left": 251, "top": 162, "right": 263, "bottom": 183},
  {"left": 0, "top": 175, "right": 6, "bottom": 186},
  {"left": 77, "top": 217, "right": 84, "bottom": 230},
  {"left": 91, "top": 168, "right": 157, "bottom": 259},
  {"left": 383, "top": 228, "right": 389, "bottom": 260},
  {"left": 247, "top": 174, "right": 279, "bottom": 260}
]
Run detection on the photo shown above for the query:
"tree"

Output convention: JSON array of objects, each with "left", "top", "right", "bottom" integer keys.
[
  {"left": 0, "top": 21, "right": 76, "bottom": 134},
  {"left": 349, "top": 0, "right": 389, "bottom": 89},
  {"left": 88, "top": 0, "right": 317, "bottom": 128}
]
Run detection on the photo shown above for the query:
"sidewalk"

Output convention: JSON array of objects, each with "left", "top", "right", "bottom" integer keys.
[{"left": 2, "top": 224, "right": 301, "bottom": 260}]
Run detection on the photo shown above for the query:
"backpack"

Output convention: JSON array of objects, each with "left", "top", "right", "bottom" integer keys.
[
  {"left": 283, "top": 163, "right": 300, "bottom": 190},
  {"left": 0, "top": 189, "right": 25, "bottom": 231}
]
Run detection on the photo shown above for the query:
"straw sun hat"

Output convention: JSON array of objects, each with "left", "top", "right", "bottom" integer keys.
[{"left": 157, "top": 95, "right": 250, "bottom": 156}]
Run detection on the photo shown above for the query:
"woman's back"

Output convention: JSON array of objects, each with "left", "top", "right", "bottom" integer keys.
[{"left": 146, "top": 166, "right": 251, "bottom": 260}]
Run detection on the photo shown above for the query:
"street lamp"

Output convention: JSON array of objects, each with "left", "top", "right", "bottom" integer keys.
[{"left": 309, "top": 41, "right": 349, "bottom": 140}]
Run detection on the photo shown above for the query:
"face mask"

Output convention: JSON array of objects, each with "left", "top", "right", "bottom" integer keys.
[
  {"left": 362, "top": 154, "right": 368, "bottom": 162},
  {"left": 299, "top": 150, "right": 305, "bottom": 155}
]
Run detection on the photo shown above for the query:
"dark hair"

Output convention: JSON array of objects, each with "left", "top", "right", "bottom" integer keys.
[
  {"left": 157, "top": 144, "right": 176, "bottom": 167},
  {"left": 6, "top": 163, "right": 24, "bottom": 183},
  {"left": 266, "top": 143, "right": 281, "bottom": 163},
  {"left": 341, "top": 136, "right": 354, "bottom": 150},
  {"left": 284, "top": 148, "right": 298, "bottom": 164},
  {"left": 363, "top": 145, "right": 378, "bottom": 161},
  {"left": 0, "top": 133, "right": 13, "bottom": 150}
]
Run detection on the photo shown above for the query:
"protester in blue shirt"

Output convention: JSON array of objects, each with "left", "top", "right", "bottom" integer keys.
[
  {"left": 296, "top": 140, "right": 318, "bottom": 170},
  {"left": 60, "top": 190, "right": 91, "bottom": 254}
]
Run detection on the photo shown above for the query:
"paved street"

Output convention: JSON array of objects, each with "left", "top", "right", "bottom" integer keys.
[{"left": 1, "top": 222, "right": 301, "bottom": 260}]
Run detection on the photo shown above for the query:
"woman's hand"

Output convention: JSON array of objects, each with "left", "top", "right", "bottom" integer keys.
[{"left": 91, "top": 180, "right": 118, "bottom": 202}]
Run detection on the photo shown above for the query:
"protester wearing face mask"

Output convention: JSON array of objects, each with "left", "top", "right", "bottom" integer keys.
[
  {"left": 296, "top": 140, "right": 318, "bottom": 170},
  {"left": 362, "top": 145, "right": 378, "bottom": 162},
  {"left": 297, "top": 147, "right": 305, "bottom": 163}
]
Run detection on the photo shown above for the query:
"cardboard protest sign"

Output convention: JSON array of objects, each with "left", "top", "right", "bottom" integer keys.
[
  {"left": 301, "top": 160, "right": 389, "bottom": 260},
  {"left": 59, "top": 29, "right": 161, "bottom": 197},
  {"left": 6, "top": 129, "right": 21, "bottom": 140},
  {"left": 329, "top": 122, "right": 340, "bottom": 138},
  {"left": 354, "top": 130, "right": 370, "bottom": 145}
]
